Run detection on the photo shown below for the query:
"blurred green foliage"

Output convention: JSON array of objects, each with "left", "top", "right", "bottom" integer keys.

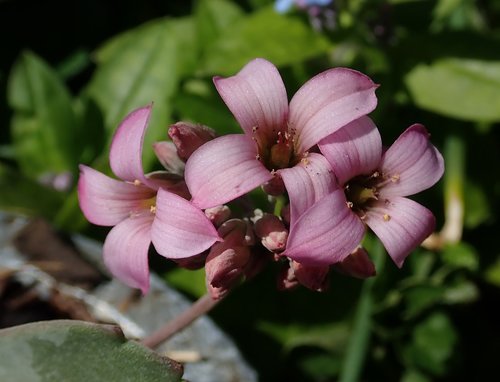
[{"left": 1, "top": 0, "right": 500, "bottom": 381}]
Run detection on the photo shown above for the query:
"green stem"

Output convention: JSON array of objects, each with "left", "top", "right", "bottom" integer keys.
[{"left": 339, "top": 239, "right": 385, "bottom": 382}]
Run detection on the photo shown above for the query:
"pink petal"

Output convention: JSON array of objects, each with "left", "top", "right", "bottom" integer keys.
[
  {"left": 319, "top": 116, "right": 382, "bottom": 185},
  {"left": 184, "top": 134, "right": 273, "bottom": 209},
  {"left": 289, "top": 68, "right": 378, "bottom": 154},
  {"left": 365, "top": 196, "right": 436, "bottom": 268},
  {"left": 103, "top": 213, "right": 153, "bottom": 294},
  {"left": 214, "top": 58, "right": 288, "bottom": 142},
  {"left": 151, "top": 189, "right": 221, "bottom": 259},
  {"left": 78, "top": 165, "right": 155, "bottom": 226},
  {"left": 284, "top": 189, "right": 365, "bottom": 266},
  {"left": 109, "top": 105, "right": 152, "bottom": 182},
  {"left": 378, "top": 124, "right": 445, "bottom": 197},
  {"left": 279, "top": 153, "right": 337, "bottom": 223}
]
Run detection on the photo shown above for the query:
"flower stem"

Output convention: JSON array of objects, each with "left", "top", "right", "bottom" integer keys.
[
  {"left": 338, "top": 238, "right": 385, "bottom": 382},
  {"left": 140, "top": 293, "right": 221, "bottom": 349}
]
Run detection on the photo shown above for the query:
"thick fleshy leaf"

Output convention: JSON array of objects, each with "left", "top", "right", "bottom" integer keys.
[
  {"left": 0, "top": 320, "right": 183, "bottom": 382},
  {"left": 214, "top": 58, "right": 288, "bottom": 143},
  {"left": 289, "top": 68, "right": 378, "bottom": 154},
  {"left": 280, "top": 153, "right": 337, "bottom": 223},
  {"left": 151, "top": 189, "right": 221, "bottom": 259},
  {"left": 185, "top": 134, "right": 273, "bottom": 208},
  {"left": 284, "top": 190, "right": 365, "bottom": 266},
  {"left": 319, "top": 116, "right": 382, "bottom": 185},
  {"left": 109, "top": 105, "right": 151, "bottom": 182},
  {"left": 364, "top": 196, "right": 435, "bottom": 268},
  {"left": 103, "top": 213, "right": 154, "bottom": 294},
  {"left": 78, "top": 165, "right": 155, "bottom": 226},
  {"left": 378, "top": 124, "right": 445, "bottom": 197}
]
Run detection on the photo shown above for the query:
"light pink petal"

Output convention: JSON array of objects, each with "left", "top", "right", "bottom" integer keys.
[
  {"left": 365, "top": 196, "right": 436, "bottom": 268},
  {"left": 289, "top": 68, "right": 378, "bottom": 154},
  {"left": 284, "top": 189, "right": 365, "bottom": 266},
  {"left": 78, "top": 165, "right": 155, "bottom": 226},
  {"left": 319, "top": 116, "right": 382, "bottom": 185},
  {"left": 214, "top": 58, "right": 288, "bottom": 142},
  {"left": 103, "top": 213, "right": 153, "bottom": 294},
  {"left": 151, "top": 189, "right": 221, "bottom": 259},
  {"left": 378, "top": 124, "right": 445, "bottom": 197},
  {"left": 279, "top": 153, "right": 337, "bottom": 223},
  {"left": 109, "top": 105, "right": 152, "bottom": 182},
  {"left": 184, "top": 134, "right": 273, "bottom": 209}
]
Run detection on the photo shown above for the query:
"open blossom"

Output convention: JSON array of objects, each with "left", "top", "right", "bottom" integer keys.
[
  {"left": 284, "top": 116, "right": 444, "bottom": 267},
  {"left": 184, "top": 58, "right": 378, "bottom": 210},
  {"left": 78, "top": 105, "right": 220, "bottom": 293}
]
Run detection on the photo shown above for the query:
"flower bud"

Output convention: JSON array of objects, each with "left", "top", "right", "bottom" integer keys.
[
  {"left": 152, "top": 141, "right": 185, "bottom": 174},
  {"left": 254, "top": 213, "right": 288, "bottom": 252},
  {"left": 145, "top": 171, "right": 191, "bottom": 200},
  {"left": 292, "top": 261, "right": 330, "bottom": 292},
  {"left": 205, "top": 219, "right": 250, "bottom": 300},
  {"left": 204, "top": 205, "right": 231, "bottom": 227},
  {"left": 168, "top": 122, "right": 216, "bottom": 161},
  {"left": 334, "top": 246, "right": 376, "bottom": 279}
]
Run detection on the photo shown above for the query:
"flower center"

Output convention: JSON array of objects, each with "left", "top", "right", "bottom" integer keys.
[
  {"left": 254, "top": 127, "right": 299, "bottom": 170},
  {"left": 345, "top": 172, "right": 381, "bottom": 216}
]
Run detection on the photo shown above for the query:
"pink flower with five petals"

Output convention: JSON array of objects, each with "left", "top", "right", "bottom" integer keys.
[
  {"left": 283, "top": 117, "right": 444, "bottom": 267},
  {"left": 78, "top": 105, "right": 221, "bottom": 293},
  {"left": 184, "top": 58, "right": 378, "bottom": 209}
]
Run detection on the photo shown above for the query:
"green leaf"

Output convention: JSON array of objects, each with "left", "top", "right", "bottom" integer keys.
[
  {"left": 258, "top": 321, "right": 350, "bottom": 354},
  {"left": 463, "top": 180, "right": 491, "bottom": 228},
  {"left": 401, "top": 369, "right": 432, "bottom": 382},
  {"left": 403, "top": 285, "right": 445, "bottom": 320},
  {"left": 7, "top": 51, "right": 80, "bottom": 177},
  {"left": 405, "top": 58, "right": 500, "bottom": 122},
  {"left": 0, "top": 320, "right": 183, "bottom": 382},
  {"left": 201, "top": 7, "right": 331, "bottom": 76},
  {"left": 174, "top": 80, "right": 240, "bottom": 135},
  {"left": 442, "top": 279, "right": 479, "bottom": 304},
  {"left": 195, "top": 0, "right": 244, "bottom": 52},
  {"left": 0, "top": 162, "right": 64, "bottom": 219},
  {"left": 403, "top": 312, "right": 458, "bottom": 376},
  {"left": 484, "top": 256, "right": 500, "bottom": 287},
  {"left": 441, "top": 242, "right": 479, "bottom": 271},
  {"left": 87, "top": 18, "right": 181, "bottom": 170},
  {"left": 164, "top": 268, "right": 207, "bottom": 298}
]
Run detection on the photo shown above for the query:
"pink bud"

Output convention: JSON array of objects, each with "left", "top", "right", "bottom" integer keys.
[
  {"left": 204, "top": 205, "right": 231, "bottom": 227},
  {"left": 205, "top": 219, "right": 250, "bottom": 300},
  {"left": 334, "top": 247, "right": 376, "bottom": 279},
  {"left": 292, "top": 261, "right": 330, "bottom": 292},
  {"left": 168, "top": 122, "right": 216, "bottom": 161},
  {"left": 152, "top": 141, "right": 185, "bottom": 174},
  {"left": 254, "top": 213, "right": 288, "bottom": 252}
]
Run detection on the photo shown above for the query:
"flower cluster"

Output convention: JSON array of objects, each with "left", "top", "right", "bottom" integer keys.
[{"left": 78, "top": 58, "right": 444, "bottom": 299}]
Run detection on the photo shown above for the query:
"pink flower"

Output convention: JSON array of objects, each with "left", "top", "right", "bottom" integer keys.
[
  {"left": 78, "top": 105, "right": 221, "bottom": 293},
  {"left": 284, "top": 117, "right": 444, "bottom": 267},
  {"left": 184, "top": 58, "right": 378, "bottom": 209}
]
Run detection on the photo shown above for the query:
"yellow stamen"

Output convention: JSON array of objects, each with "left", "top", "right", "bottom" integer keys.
[{"left": 383, "top": 214, "right": 391, "bottom": 221}]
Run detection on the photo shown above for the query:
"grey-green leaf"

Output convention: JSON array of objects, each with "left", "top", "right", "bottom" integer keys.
[
  {"left": 406, "top": 58, "right": 500, "bottom": 122},
  {"left": 0, "top": 320, "right": 183, "bottom": 382},
  {"left": 7, "top": 51, "right": 80, "bottom": 177}
]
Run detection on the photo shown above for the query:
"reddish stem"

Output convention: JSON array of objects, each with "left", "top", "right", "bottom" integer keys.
[{"left": 140, "top": 293, "right": 220, "bottom": 349}]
